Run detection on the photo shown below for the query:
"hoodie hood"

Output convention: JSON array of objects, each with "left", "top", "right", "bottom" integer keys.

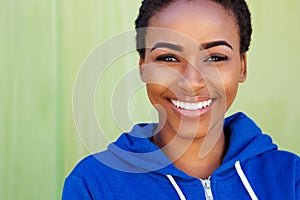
[
  {"left": 107, "top": 123, "right": 190, "bottom": 177},
  {"left": 107, "top": 112, "right": 277, "bottom": 178},
  {"left": 217, "top": 112, "right": 277, "bottom": 173}
]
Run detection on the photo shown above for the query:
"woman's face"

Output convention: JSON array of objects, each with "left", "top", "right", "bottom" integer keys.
[{"left": 140, "top": 0, "right": 246, "bottom": 138}]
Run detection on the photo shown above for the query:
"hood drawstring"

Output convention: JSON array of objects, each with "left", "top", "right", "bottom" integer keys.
[
  {"left": 235, "top": 161, "right": 258, "bottom": 200},
  {"left": 167, "top": 161, "right": 258, "bottom": 200},
  {"left": 166, "top": 175, "right": 187, "bottom": 200}
]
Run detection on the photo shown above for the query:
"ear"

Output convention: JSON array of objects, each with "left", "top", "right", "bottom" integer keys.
[
  {"left": 139, "top": 57, "right": 146, "bottom": 82},
  {"left": 239, "top": 53, "right": 247, "bottom": 82}
]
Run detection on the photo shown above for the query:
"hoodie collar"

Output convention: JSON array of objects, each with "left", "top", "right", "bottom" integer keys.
[
  {"left": 108, "top": 123, "right": 191, "bottom": 178},
  {"left": 108, "top": 112, "right": 277, "bottom": 178},
  {"left": 214, "top": 112, "right": 277, "bottom": 174},
  {"left": 223, "top": 112, "right": 277, "bottom": 163}
]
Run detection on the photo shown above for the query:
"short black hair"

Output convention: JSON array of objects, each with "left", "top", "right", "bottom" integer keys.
[{"left": 135, "top": 0, "right": 252, "bottom": 58}]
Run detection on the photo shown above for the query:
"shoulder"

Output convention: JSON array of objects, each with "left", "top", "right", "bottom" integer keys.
[
  {"left": 236, "top": 150, "right": 300, "bottom": 199},
  {"left": 254, "top": 149, "right": 300, "bottom": 167},
  {"left": 67, "top": 149, "right": 140, "bottom": 179},
  {"left": 261, "top": 149, "right": 299, "bottom": 163},
  {"left": 62, "top": 151, "right": 117, "bottom": 199},
  {"left": 247, "top": 149, "right": 300, "bottom": 179},
  {"left": 68, "top": 151, "right": 120, "bottom": 178}
]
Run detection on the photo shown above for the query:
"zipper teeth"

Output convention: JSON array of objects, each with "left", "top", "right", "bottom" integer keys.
[{"left": 201, "top": 178, "right": 214, "bottom": 200}]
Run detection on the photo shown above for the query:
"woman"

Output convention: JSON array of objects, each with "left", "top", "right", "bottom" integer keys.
[{"left": 62, "top": 0, "right": 300, "bottom": 199}]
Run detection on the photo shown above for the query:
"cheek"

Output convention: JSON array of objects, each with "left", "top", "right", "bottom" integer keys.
[
  {"left": 142, "top": 63, "right": 182, "bottom": 86},
  {"left": 146, "top": 84, "right": 166, "bottom": 104},
  {"left": 222, "top": 72, "right": 240, "bottom": 106},
  {"left": 146, "top": 84, "right": 170, "bottom": 120},
  {"left": 204, "top": 67, "right": 240, "bottom": 103},
  {"left": 225, "top": 81, "right": 238, "bottom": 100}
]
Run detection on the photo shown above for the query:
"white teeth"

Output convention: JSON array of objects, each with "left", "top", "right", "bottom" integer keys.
[
  {"left": 199, "top": 102, "right": 203, "bottom": 109},
  {"left": 179, "top": 101, "right": 184, "bottom": 108},
  {"left": 171, "top": 99, "right": 213, "bottom": 110}
]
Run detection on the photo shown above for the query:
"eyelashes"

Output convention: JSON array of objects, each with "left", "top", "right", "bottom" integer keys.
[
  {"left": 156, "top": 55, "right": 179, "bottom": 62},
  {"left": 155, "top": 54, "right": 228, "bottom": 63},
  {"left": 204, "top": 55, "right": 228, "bottom": 63}
]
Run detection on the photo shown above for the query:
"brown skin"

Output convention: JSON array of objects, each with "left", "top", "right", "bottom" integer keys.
[{"left": 139, "top": 0, "right": 247, "bottom": 179}]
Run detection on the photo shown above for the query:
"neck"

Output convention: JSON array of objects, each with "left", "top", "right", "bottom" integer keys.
[{"left": 152, "top": 122, "right": 227, "bottom": 179}]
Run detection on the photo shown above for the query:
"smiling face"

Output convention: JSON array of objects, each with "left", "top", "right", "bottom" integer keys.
[{"left": 139, "top": 0, "right": 247, "bottom": 139}]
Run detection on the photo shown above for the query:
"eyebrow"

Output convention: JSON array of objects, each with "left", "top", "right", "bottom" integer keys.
[
  {"left": 200, "top": 40, "right": 233, "bottom": 50},
  {"left": 150, "top": 40, "right": 233, "bottom": 52},
  {"left": 150, "top": 42, "right": 183, "bottom": 52}
]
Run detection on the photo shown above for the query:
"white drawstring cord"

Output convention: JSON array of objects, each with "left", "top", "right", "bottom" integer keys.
[
  {"left": 235, "top": 161, "right": 259, "bottom": 200},
  {"left": 167, "top": 162, "right": 257, "bottom": 200},
  {"left": 166, "top": 175, "right": 187, "bottom": 200}
]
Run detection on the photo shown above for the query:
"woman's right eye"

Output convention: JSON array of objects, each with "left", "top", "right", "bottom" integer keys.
[{"left": 156, "top": 55, "right": 179, "bottom": 62}]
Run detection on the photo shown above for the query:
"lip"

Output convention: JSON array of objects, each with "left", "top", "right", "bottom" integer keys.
[{"left": 167, "top": 97, "right": 213, "bottom": 119}]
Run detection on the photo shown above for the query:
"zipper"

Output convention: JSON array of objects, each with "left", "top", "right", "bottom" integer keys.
[{"left": 201, "top": 178, "right": 214, "bottom": 200}]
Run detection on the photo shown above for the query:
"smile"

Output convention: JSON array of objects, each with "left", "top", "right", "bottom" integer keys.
[{"left": 170, "top": 99, "right": 213, "bottom": 111}]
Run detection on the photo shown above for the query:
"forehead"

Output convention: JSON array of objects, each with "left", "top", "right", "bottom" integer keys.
[{"left": 146, "top": 0, "right": 239, "bottom": 49}]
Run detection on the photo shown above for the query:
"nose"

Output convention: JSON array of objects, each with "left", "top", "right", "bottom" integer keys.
[{"left": 176, "top": 63, "right": 206, "bottom": 95}]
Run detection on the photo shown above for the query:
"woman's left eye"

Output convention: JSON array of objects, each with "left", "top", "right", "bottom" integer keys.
[
  {"left": 204, "top": 55, "right": 228, "bottom": 63},
  {"left": 156, "top": 55, "right": 179, "bottom": 62}
]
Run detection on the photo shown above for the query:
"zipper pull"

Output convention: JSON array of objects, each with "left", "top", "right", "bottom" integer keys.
[{"left": 201, "top": 179, "right": 214, "bottom": 200}]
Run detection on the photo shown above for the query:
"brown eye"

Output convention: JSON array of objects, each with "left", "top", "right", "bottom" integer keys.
[
  {"left": 156, "top": 55, "right": 179, "bottom": 62},
  {"left": 204, "top": 55, "right": 228, "bottom": 63}
]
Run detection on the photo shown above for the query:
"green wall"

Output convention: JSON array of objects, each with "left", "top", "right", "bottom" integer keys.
[
  {"left": 229, "top": 1, "right": 300, "bottom": 153},
  {"left": 1, "top": 1, "right": 299, "bottom": 199}
]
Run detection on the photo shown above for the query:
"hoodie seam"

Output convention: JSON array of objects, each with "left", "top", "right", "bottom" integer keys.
[{"left": 67, "top": 174, "right": 97, "bottom": 199}]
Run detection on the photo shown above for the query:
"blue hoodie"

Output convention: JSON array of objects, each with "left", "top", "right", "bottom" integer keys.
[{"left": 62, "top": 112, "right": 300, "bottom": 199}]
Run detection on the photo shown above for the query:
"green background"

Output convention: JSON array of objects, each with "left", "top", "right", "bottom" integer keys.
[{"left": 1, "top": 0, "right": 299, "bottom": 199}]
